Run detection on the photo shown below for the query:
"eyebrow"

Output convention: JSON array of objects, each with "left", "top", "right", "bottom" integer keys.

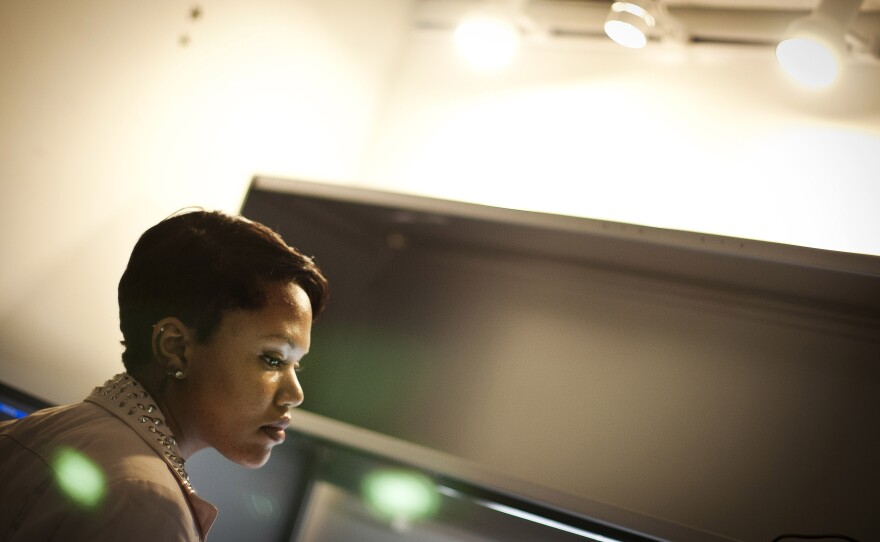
[{"left": 265, "top": 334, "right": 307, "bottom": 354}]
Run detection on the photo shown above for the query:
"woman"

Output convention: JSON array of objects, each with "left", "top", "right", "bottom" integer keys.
[{"left": 0, "top": 210, "right": 329, "bottom": 541}]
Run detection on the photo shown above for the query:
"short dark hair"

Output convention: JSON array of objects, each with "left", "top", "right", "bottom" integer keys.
[{"left": 118, "top": 209, "right": 329, "bottom": 372}]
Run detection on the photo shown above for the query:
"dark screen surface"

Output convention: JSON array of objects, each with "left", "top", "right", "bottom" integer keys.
[{"left": 240, "top": 177, "right": 880, "bottom": 542}]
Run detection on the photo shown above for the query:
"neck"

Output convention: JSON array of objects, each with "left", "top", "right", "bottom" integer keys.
[{"left": 131, "top": 367, "right": 202, "bottom": 460}]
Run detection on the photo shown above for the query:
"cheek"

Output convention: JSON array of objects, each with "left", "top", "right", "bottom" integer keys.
[
  {"left": 230, "top": 371, "right": 278, "bottom": 406},
  {"left": 191, "top": 353, "right": 255, "bottom": 403}
]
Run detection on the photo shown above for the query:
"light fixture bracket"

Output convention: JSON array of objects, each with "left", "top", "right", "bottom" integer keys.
[{"left": 604, "top": 0, "right": 687, "bottom": 49}]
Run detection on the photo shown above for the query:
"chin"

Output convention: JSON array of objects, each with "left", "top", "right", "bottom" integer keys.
[
  {"left": 223, "top": 447, "right": 273, "bottom": 469},
  {"left": 239, "top": 453, "right": 272, "bottom": 469}
]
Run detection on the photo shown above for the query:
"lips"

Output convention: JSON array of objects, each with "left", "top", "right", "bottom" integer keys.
[{"left": 260, "top": 417, "right": 290, "bottom": 444}]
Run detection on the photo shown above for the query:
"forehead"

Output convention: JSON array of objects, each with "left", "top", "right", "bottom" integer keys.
[
  {"left": 263, "top": 281, "right": 312, "bottom": 314},
  {"left": 255, "top": 283, "right": 313, "bottom": 333},
  {"left": 216, "top": 282, "right": 312, "bottom": 343}
]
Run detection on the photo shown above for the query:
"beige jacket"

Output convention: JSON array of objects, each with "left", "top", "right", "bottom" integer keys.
[{"left": 0, "top": 374, "right": 217, "bottom": 541}]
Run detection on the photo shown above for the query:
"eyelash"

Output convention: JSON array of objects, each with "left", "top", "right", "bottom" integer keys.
[{"left": 260, "top": 354, "right": 302, "bottom": 372}]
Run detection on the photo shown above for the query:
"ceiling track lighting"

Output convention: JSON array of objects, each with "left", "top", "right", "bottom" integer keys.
[
  {"left": 441, "top": 0, "right": 877, "bottom": 92},
  {"left": 454, "top": 0, "right": 530, "bottom": 72},
  {"left": 775, "top": 0, "right": 867, "bottom": 89},
  {"left": 603, "top": 0, "right": 686, "bottom": 49}
]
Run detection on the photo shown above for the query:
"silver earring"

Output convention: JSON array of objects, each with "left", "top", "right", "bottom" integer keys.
[{"left": 173, "top": 370, "right": 185, "bottom": 380}]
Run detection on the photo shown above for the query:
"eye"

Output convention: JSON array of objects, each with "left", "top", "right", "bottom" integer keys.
[
  {"left": 260, "top": 354, "right": 304, "bottom": 373},
  {"left": 260, "top": 354, "right": 283, "bottom": 368}
]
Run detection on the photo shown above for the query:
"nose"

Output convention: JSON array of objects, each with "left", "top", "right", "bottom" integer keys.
[{"left": 277, "top": 367, "right": 304, "bottom": 409}]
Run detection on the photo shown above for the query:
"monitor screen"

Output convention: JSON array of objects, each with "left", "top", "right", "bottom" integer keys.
[{"left": 0, "top": 381, "right": 52, "bottom": 421}]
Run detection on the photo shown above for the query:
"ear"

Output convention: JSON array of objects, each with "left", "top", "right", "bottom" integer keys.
[{"left": 151, "top": 317, "right": 195, "bottom": 375}]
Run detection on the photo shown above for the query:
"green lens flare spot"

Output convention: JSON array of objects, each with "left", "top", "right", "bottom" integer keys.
[
  {"left": 361, "top": 468, "right": 439, "bottom": 522},
  {"left": 52, "top": 447, "right": 106, "bottom": 508},
  {"left": 244, "top": 491, "right": 278, "bottom": 519}
]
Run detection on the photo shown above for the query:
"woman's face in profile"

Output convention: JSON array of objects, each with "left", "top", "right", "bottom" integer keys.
[{"left": 177, "top": 281, "right": 313, "bottom": 468}]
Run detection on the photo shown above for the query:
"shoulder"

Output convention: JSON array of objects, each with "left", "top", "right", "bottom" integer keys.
[
  {"left": 4, "top": 475, "right": 200, "bottom": 541},
  {"left": 1, "top": 404, "right": 201, "bottom": 541},
  {"left": 2, "top": 401, "right": 150, "bottom": 457},
  {"left": 1, "top": 402, "right": 115, "bottom": 449},
  {"left": 1, "top": 400, "right": 185, "bottom": 496},
  {"left": 0, "top": 441, "right": 199, "bottom": 541},
  {"left": 0, "top": 402, "right": 159, "bottom": 481}
]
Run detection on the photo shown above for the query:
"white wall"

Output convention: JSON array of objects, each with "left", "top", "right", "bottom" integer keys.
[
  {"left": 0, "top": 0, "right": 411, "bottom": 403},
  {"left": 363, "top": 30, "right": 880, "bottom": 257},
  {"left": 1, "top": 0, "right": 878, "bottom": 444},
  {"left": 1, "top": 3, "right": 878, "bottom": 540},
  {"left": 0, "top": 0, "right": 880, "bottom": 401}
]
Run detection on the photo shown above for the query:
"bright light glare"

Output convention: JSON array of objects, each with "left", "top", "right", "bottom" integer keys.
[
  {"left": 454, "top": 17, "right": 520, "bottom": 72},
  {"left": 611, "top": 2, "right": 655, "bottom": 27},
  {"left": 438, "top": 486, "right": 621, "bottom": 542},
  {"left": 486, "top": 501, "right": 622, "bottom": 542},
  {"left": 362, "top": 469, "right": 439, "bottom": 521},
  {"left": 52, "top": 448, "right": 105, "bottom": 508},
  {"left": 776, "top": 38, "right": 839, "bottom": 89},
  {"left": 604, "top": 20, "right": 647, "bottom": 49}
]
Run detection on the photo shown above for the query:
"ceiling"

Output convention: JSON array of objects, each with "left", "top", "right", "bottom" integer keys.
[
  {"left": 415, "top": 0, "right": 880, "bottom": 52},
  {"left": 571, "top": 0, "right": 880, "bottom": 10}
]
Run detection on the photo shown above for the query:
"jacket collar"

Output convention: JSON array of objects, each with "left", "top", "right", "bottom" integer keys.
[{"left": 86, "top": 373, "right": 218, "bottom": 539}]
